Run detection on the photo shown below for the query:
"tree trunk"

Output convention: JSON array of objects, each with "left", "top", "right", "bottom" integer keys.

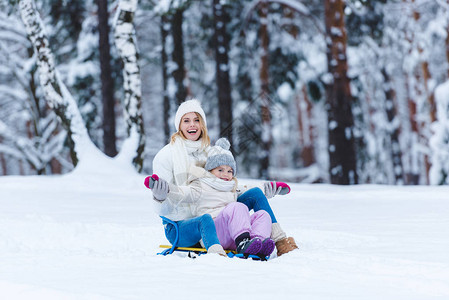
[
  {"left": 324, "top": 0, "right": 358, "bottom": 184},
  {"left": 403, "top": 72, "right": 420, "bottom": 185},
  {"left": 114, "top": 0, "right": 145, "bottom": 171},
  {"left": 19, "top": 0, "right": 95, "bottom": 166},
  {"left": 381, "top": 68, "right": 404, "bottom": 184},
  {"left": 446, "top": 6, "right": 449, "bottom": 79},
  {"left": 213, "top": 0, "right": 233, "bottom": 143},
  {"left": 296, "top": 85, "right": 315, "bottom": 167},
  {"left": 258, "top": 0, "right": 271, "bottom": 179},
  {"left": 171, "top": 8, "right": 187, "bottom": 105},
  {"left": 97, "top": 0, "right": 117, "bottom": 157},
  {"left": 413, "top": 7, "right": 434, "bottom": 184},
  {"left": 412, "top": 7, "right": 436, "bottom": 124},
  {"left": 0, "top": 151, "right": 6, "bottom": 175},
  {"left": 160, "top": 14, "right": 171, "bottom": 141}
]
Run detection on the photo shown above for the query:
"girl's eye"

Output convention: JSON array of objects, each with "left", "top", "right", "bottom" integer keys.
[{"left": 183, "top": 119, "right": 189, "bottom": 122}]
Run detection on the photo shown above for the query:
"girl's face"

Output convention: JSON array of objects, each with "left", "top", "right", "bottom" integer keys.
[
  {"left": 180, "top": 112, "right": 202, "bottom": 141},
  {"left": 210, "top": 165, "right": 234, "bottom": 181}
]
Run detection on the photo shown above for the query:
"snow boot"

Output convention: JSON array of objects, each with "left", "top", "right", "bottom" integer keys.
[
  {"left": 257, "top": 238, "right": 275, "bottom": 258},
  {"left": 275, "top": 237, "right": 298, "bottom": 256},
  {"left": 207, "top": 244, "right": 227, "bottom": 257},
  {"left": 235, "top": 233, "right": 262, "bottom": 256}
]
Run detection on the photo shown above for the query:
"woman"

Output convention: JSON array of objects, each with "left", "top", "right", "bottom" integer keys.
[{"left": 152, "top": 99, "right": 298, "bottom": 256}]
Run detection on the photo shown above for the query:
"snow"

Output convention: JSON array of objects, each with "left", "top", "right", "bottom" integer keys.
[
  {"left": 118, "top": 0, "right": 138, "bottom": 13},
  {"left": 277, "top": 82, "right": 293, "bottom": 102},
  {"left": 1, "top": 153, "right": 449, "bottom": 300}
]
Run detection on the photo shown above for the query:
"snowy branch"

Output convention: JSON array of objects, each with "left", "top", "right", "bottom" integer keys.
[
  {"left": 0, "top": 117, "right": 66, "bottom": 173},
  {"left": 242, "top": 0, "right": 324, "bottom": 34}
]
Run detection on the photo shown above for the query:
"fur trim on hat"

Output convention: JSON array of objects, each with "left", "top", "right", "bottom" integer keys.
[
  {"left": 174, "top": 99, "right": 207, "bottom": 131},
  {"left": 205, "top": 138, "right": 236, "bottom": 175}
]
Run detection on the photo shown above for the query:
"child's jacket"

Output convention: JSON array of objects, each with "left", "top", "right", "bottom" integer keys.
[{"left": 155, "top": 165, "right": 249, "bottom": 221}]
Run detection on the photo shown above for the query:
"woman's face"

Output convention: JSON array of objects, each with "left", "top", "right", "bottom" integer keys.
[
  {"left": 210, "top": 165, "right": 234, "bottom": 181},
  {"left": 179, "top": 112, "right": 202, "bottom": 141}
]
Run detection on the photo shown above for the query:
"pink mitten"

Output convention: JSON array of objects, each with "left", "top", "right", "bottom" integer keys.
[
  {"left": 271, "top": 181, "right": 291, "bottom": 195},
  {"left": 144, "top": 174, "right": 159, "bottom": 189}
]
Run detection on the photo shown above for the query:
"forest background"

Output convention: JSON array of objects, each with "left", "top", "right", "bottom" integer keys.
[{"left": 1, "top": 0, "right": 449, "bottom": 186}]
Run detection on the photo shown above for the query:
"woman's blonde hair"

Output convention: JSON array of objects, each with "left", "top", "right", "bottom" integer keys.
[{"left": 170, "top": 112, "right": 211, "bottom": 148}]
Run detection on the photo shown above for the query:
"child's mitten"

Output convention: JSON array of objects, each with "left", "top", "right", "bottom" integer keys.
[
  {"left": 272, "top": 182, "right": 290, "bottom": 195},
  {"left": 263, "top": 181, "right": 291, "bottom": 198}
]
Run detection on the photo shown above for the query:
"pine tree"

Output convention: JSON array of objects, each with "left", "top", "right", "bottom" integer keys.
[{"left": 324, "top": 0, "right": 358, "bottom": 184}]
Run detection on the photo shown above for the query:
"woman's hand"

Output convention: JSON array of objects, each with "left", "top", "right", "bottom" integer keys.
[
  {"left": 144, "top": 174, "right": 169, "bottom": 201},
  {"left": 152, "top": 178, "right": 169, "bottom": 201}
]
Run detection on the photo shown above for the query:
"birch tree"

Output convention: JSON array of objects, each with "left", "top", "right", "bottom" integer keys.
[
  {"left": 113, "top": 0, "right": 145, "bottom": 171},
  {"left": 18, "top": 0, "right": 145, "bottom": 171},
  {"left": 18, "top": 0, "right": 97, "bottom": 166}
]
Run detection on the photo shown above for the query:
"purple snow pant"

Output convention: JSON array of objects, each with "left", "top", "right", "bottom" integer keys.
[{"left": 214, "top": 202, "right": 272, "bottom": 250}]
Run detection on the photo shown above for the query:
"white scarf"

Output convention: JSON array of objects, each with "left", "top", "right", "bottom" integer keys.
[
  {"left": 172, "top": 138, "right": 208, "bottom": 186},
  {"left": 199, "top": 177, "right": 236, "bottom": 192}
]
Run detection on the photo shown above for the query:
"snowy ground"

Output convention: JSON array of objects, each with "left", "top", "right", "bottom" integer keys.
[{"left": 1, "top": 156, "right": 449, "bottom": 299}]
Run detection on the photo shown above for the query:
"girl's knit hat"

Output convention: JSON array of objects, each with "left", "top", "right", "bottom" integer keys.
[
  {"left": 174, "top": 99, "right": 207, "bottom": 131},
  {"left": 205, "top": 138, "right": 236, "bottom": 175}
]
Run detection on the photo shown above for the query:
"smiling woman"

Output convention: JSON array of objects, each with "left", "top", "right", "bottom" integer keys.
[{"left": 151, "top": 99, "right": 225, "bottom": 255}]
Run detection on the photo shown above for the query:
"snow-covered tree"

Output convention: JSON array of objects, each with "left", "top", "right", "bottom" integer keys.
[
  {"left": 0, "top": 4, "right": 69, "bottom": 175},
  {"left": 324, "top": 0, "right": 358, "bottom": 184},
  {"left": 429, "top": 80, "right": 449, "bottom": 184},
  {"left": 113, "top": 0, "right": 145, "bottom": 171},
  {"left": 15, "top": 0, "right": 144, "bottom": 172},
  {"left": 18, "top": 0, "right": 98, "bottom": 166}
]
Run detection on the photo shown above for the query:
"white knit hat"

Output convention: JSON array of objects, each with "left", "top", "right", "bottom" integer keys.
[
  {"left": 174, "top": 99, "right": 207, "bottom": 131},
  {"left": 205, "top": 138, "right": 236, "bottom": 175}
]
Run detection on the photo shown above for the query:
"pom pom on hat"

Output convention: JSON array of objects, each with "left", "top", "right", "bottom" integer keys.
[
  {"left": 205, "top": 138, "right": 236, "bottom": 175},
  {"left": 174, "top": 99, "right": 207, "bottom": 131},
  {"left": 215, "top": 137, "right": 230, "bottom": 151}
]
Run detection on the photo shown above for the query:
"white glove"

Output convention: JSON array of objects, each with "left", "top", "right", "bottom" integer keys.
[
  {"left": 152, "top": 178, "right": 169, "bottom": 201},
  {"left": 263, "top": 182, "right": 282, "bottom": 199}
]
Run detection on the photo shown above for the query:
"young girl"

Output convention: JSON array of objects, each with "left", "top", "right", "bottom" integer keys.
[
  {"left": 151, "top": 99, "right": 298, "bottom": 256},
  {"left": 148, "top": 138, "right": 286, "bottom": 258}
]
